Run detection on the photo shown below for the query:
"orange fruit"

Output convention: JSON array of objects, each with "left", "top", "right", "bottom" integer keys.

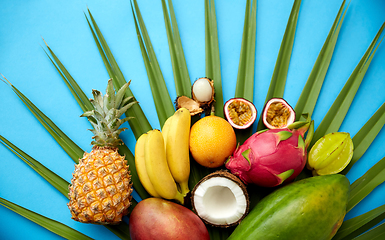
[{"left": 189, "top": 115, "right": 237, "bottom": 168}]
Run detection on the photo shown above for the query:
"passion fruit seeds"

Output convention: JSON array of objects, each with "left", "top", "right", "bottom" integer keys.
[
  {"left": 262, "top": 98, "right": 295, "bottom": 129},
  {"left": 224, "top": 98, "right": 257, "bottom": 129}
]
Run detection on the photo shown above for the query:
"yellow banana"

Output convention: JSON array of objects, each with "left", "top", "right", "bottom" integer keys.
[
  {"left": 134, "top": 133, "right": 160, "bottom": 198},
  {"left": 165, "top": 108, "right": 191, "bottom": 196},
  {"left": 144, "top": 129, "right": 184, "bottom": 203},
  {"left": 161, "top": 114, "right": 173, "bottom": 152}
]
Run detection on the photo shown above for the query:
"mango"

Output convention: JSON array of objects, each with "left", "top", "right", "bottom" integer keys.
[
  {"left": 228, "top": 174, "right": 350, "bottom": 240},
  {"left": 129, "top": 198, "right": 210, "bottom": 240}
]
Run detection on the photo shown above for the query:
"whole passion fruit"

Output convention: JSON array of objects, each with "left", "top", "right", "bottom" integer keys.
[
  {"left": 224, "top": 98, "right": 257, "bottom": 129},
  {"left": 262, "top": 98, "right": 295, "bottom": 129}
]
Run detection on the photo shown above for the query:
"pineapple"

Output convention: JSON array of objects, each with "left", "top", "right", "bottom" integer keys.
[{"left": 68, "top": 79, "right": 136, "bottom": 224}]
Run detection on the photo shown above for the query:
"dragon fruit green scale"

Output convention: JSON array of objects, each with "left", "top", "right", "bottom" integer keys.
[{"left": 225, "top": 127, "right": 308, "bottom": 188}]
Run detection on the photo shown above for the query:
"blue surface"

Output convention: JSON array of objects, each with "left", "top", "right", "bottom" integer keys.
[{"left": 0, "top": 0, "right": 384, "bottom": 239}]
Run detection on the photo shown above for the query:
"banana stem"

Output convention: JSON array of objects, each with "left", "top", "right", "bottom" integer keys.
[
  {"left": 174, "top": 191, "right": 185, "bottom": 205},
  {"left": 178, "top": 181, "right": 190, "bottom": 197}
]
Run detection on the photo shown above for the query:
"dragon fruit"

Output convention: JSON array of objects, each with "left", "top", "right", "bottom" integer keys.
[{"left": 225, "top": 121, "right": 311, "bottom": 187}]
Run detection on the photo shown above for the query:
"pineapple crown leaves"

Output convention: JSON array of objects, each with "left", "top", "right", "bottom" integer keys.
[{"left": 80, "top": 79, "right": 137, "bottom": 148}]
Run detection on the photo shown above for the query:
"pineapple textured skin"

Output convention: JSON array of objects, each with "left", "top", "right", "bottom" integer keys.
[{"left": 68, "top": 146, "right": 132, "bottom": 224}]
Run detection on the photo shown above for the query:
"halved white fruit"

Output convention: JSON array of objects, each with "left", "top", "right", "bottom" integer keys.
[{"left": 191, "top": 170, "right": 249, "bottom": 227}]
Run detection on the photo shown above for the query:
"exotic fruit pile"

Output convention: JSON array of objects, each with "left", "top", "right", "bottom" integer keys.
[
  {"left": 65, "top": 81, "right": 356, "bottom": 240},
  {"left": 68, "top": 80, "right": 135, "bottom": 224},
  {"left": 3, "top": 1, "right": 384, "bottom": 239},
  {"left": 128, "top": 89, "right": 356, "bottom": 239}
]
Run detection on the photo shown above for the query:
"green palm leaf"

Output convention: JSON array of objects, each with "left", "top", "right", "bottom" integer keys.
[
  {"left": 294, "top": 0, "right": 349, "bottom": 120},
  {"left": 343, "top": 103, "right": 385, "bottom": 174},
  {"left": 0, "top": 134, "right": 134, "bottom": 239},
  {"left": 333, "top": 204, "right": 385, "bottom": 240},
  {"left": 0, "top": 135, "right": 70, "bottom": 197},
  {"left": 83, "top": 13, "right": 152, "bottom": 199},
  {"left": 2, "top": 68, "right": 149, "bottom": 200},
  {"left": 42, "top": 42, "right": 93, "bottom": 113},
  {"left": 0, "top": 197, "right": 93, "bottom": 240},
  {"left": 130, "top": 0, "right": 175, "bottom": 127},
  {"left": 310, "top": 22, "right": 385, "bottom": 147},
  {"left": 235, "top": 0, "right": 257, "bottom": 101},
  {"left": 352, "top": 222, "right": 385, "bottom": 240},
  {"left": 161, "top": 0, "right": 191, "bottom": 97},
  {"left": 1, "top": 76, "right": 84, "bottom": 163},
  {"left": 85, "top": 9, "right": 152, "bottom": 139},
  {"left": 234, "top": 0, "right": 257, "bottom": 144},
  {"left": 257, "top": 0, "right": 302, "bottom": 130},
  {"left": 347, "top": 156, "right": 385, "bottom": 212},
  {"left": 205, "top": 0, "right": 224, "bottom": 118}
]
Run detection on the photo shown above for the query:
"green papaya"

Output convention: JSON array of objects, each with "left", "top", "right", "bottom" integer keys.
[{"left": 228, "top": 174, "right": 350, "bottom": 240}]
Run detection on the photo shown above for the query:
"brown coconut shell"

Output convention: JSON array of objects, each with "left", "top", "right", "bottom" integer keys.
[
  {"left": 191, "top": 170, "right": 250, "bottom": 228},
  {"left": 175, "top": 96, "right": 204, "bottom": 116}
]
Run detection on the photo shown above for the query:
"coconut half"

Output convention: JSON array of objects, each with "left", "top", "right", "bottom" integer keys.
[{"left": 191, "top": 170, "right": 249, "bottom": 228}]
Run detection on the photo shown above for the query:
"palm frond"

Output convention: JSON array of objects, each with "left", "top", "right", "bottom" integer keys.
[
  {"left": 1, "top": 76, "right": 84, "bottom": 163},
  {"left": 234, "top": 0, "right": 257, "bottom": 102},
  {"left": 310, "top": 22, "right": 385, "bottom": 147},
  {"left": 343, "top": 102, "right": 385, "bottom": 174},
  {"left": 0, "top": 135, "right": 70, "bottom": 197},
  {"left": 333, "top": 204, "right": 385, "bottom": 240},
  {"left": 294, "top": 0, "right": 349, "bottom": 120},
  {"left": 257, "top": 0, "right": 302, "bottom": 130},
  {"left": 0, "top": 197, "right": 93, "bottom": 240},
  {"left": 205, "top": 0, "right": 224, "bottom": 118},
  {"left": 0, "top": 134, "right": 135, "bottom": 239},
  {"left": 162, "top": 0, "right": 191, "bottom": 97},
  {"left": 85, "top": 9, "right": 152, "bottom": 138},
  {"left": 43, "top": 40, "right": 150, "bottom": 200},
  {"left": 234, "top": 0, "right": 257, "bottom": 144},
  {"left": 352, "top": 222, "right": 385, "bottom": 240},
  {"left": 43, "top": 45, "right": 93, "bottom": 113},
  {"left": 130, "top": 0, "right": 175, "bottom": 127},
  {"left": 347, "top": 156, "right": 385, "bottom": 212}
]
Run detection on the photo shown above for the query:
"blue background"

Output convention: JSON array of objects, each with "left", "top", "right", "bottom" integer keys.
[{"left": 0, "top": 0, "right": 384, "bottom": 239}]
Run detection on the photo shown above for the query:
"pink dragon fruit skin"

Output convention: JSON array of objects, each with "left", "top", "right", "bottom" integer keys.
[{"left": 225, "top": 127, "right": 307, "bottom": 188}]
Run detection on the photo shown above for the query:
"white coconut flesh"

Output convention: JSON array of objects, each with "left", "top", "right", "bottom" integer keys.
[
  {"left": 192, "top": 78, "right": 213, "bottom": 102},
  {"left": 192, "top": 177, "right": 248, "bottom": 226}
]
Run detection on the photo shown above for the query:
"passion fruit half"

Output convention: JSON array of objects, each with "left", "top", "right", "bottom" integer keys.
[
  {"left": 224, "top": 98, "right": 257, "bottom": 129},
  {"left": 262, "top": 98, "right": 295, "bottom": 129}
]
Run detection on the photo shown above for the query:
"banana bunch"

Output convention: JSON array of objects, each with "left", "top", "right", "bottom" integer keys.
[{"left": 135, "top": 108, "right": 191, "bottom": 204}]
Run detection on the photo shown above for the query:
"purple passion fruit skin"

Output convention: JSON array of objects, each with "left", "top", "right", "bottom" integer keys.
[
  {"left": 262, "top": 98, "right": 296, "bottom": 129},
  {"left": 224, "top": 98, "right": 257, "bottom": 129}
]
